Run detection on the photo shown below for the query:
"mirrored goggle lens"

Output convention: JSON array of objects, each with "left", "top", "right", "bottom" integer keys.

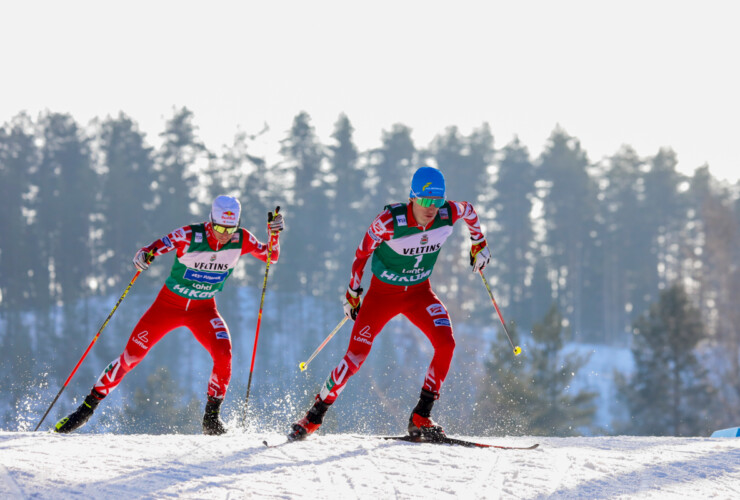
[
  {"left": 213, "top": 224, "right": 238, "bottom": 234},
  {"left": 415, "top": 197, "right": 445, "bottom": 208}
]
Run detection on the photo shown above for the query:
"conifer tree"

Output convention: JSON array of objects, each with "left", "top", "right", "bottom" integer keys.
[
  {"left": 490, "top": 137, "right": 536, "bottom": 327},
  {"left": 369, "top": 124, "right": 416, "bottom": 207},
  {"left": 34, "top": 113, "right": 97, "bottom": 377},
  {"left": 0, "top": 113, "right": 39, "bottom": 417},
  {"left": 97, "top": 113, "right": 156, "bottom": 291},
  {"left": 327, "top": 114, "right": 365, "bottom": 296},
  {"left": 538, "top": 127, "right": 600, "bottom": 340},
  {"left": 599, "top": 146, "right": 644, "bottom": 343},
  {"left": 278, "top": 111, "right": 328, "bottom": 297},
  {"left": 153, "top": 107, "right": 206, "bottom": 239},
  {"left": 615, "top": 283, "right": 716, "bottom": 436},
  {"left": 473, "top": 305, "right": 596, "bottom": 436}
]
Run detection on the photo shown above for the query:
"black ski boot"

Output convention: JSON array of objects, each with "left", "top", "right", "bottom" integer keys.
[
  {"left": 408, "top": 389, "right": 446, "bottom": 441},
  {"left": 54, "top": 390, "right": 104, "bottom": 434},
  {"left": 202, "top": 395, "right": 227, "bottom": 435},
  {"left": 288, "top": 397, "right": 331, "bottom": 441}
]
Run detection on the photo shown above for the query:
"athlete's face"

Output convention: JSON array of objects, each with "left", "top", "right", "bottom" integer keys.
[
  {"left": 210, "top": 223, "right": 236, "bottom": 244},
  {"left": 411, "top": 198, "right": 440, "bottom": 226}
]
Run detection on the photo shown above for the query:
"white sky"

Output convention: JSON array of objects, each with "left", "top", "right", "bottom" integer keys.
[{"left": 2, "top": 1, "right": 739, "bottom": 182}]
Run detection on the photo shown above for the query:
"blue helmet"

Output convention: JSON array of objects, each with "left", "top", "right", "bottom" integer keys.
[{"left": 409, "top": 166, "right": 446, "bottom": 199}]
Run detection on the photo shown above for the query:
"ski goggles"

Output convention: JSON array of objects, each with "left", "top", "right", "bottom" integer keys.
[
  {"left": 413, "top": 197, "right": 445, "bottom": 208},
  {"left": 212, "top": 223, "right": 239, "bottom": 234}
]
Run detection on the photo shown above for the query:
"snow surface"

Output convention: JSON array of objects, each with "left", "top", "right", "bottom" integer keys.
[{"left": 2, "top": 430, "right": 740, "bottom": 499}]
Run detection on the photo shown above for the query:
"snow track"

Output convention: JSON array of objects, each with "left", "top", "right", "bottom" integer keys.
[{"left": 1, "top": 432, "right": 740, "bottom": 499}]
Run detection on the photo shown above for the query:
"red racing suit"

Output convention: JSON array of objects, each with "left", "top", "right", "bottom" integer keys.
[
  {"left": 92, "top": 222, "right": 279, "bottom": 401},
  {"left": 318, "top": 200, "right": 484, "bottom": 404}
]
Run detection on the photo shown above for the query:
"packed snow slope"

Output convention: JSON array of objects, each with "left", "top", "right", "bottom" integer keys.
[{"left": 2, "top": 431, "right": 740, "bottom": 499}]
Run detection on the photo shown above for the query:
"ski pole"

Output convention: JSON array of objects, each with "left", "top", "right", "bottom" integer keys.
[
  {"left": 244, "top": 207, "right": 280, "bottom": 418},
  {"left": 298, "top": 316, "right": 349, "bottom": 372},
  {"left": 478, "top": 269, "right": 522, "bottom": 356},
  {"left": 34, "top": 264, "right": 148, "bottom": 431}
]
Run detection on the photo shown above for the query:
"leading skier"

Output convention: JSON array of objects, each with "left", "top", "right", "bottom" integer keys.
[
  {"left": 289, "top": 166, "right": 491, "bottom": 440},
  {"left": 54, "top": 195, "right": 284, "bottom": 435}
]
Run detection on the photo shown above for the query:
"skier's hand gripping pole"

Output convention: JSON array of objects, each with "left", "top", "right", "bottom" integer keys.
[
  {"left": 34, "top": 254, "right": 152, "bottom": 431},
  {"left": 244, "top": 206, "right": 280, "bottom": 424},
  {"left": 478, "top": 269, "right": 522, "bottom": 356},
  {"left": 299, "top": 316, "right": 349, "bottom": 372}
]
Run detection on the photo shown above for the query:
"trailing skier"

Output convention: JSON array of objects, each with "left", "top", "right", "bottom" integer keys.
[
  {"left": 289, "top": 166, "right": 490, "bottom": 440},
  {"left": 54, "top": 195, "right": 284, "bottom": 435}
]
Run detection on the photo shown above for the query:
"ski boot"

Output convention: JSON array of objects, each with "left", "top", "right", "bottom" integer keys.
[
  {"left": 202, "top": 395, "right": 227, "bottom": 435},
  {"left": 288, "top": 396, "right": 331, "bottom": 441},
  {"left": 54, "top": 390, "right": 104, "bottom": 434},
  {"left": 408, "top": 389, "right": 446, "bottom": 442}
]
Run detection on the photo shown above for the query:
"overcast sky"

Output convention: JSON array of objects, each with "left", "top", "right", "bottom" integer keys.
[{"left": 2, "top": 1, "right": 738, "bottom": 182}]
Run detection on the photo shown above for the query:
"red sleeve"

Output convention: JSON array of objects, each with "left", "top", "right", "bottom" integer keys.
[
  {"left": 239, "top": 228, "right": 280, "bottom": 264},
  {"left": 348, "top": 209, "right": 394, "bottom": 290},
  {"left": 142, "top": 225, "right": 192, "bottom": 258},
  {"left": 448, "top": 201, "right": 485, "bottom": 242}
]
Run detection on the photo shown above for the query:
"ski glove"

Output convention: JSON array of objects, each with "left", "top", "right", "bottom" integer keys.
[
  {"left": 342, "top": 286, "right": 363, "bottom": 321},
  {"left": 267, "top": 207, "right": 284, "bottom": 235},
  {"left": 470, "top": 238, "right": 491, "bottom": 273},
  {"left": 133, "top": 248, "right": 155, "bottom": 271}
]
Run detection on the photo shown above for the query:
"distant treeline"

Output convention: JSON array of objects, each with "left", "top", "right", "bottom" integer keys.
[{"left": 1, "top": 108, "right": 738, "bottom": 436}]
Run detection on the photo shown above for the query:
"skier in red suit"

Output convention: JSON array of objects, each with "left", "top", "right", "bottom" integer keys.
[
  {"left": 289, "top": 166, "right": 491, "bottom": 440},
  {"left": 54, "top": 196, "right": 284, "bottom": 435}
]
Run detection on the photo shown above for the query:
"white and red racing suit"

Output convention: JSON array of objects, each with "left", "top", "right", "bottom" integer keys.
[
  {"left": 318, "top": 200, "right": 484, "bottom": 404},
  {"left": 92, "top": 222, "right": 279, "bottom": 401}
]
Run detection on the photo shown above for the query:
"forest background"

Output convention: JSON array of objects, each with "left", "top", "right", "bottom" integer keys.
[{"left": 1, "top": 107, "right": 738, "bottom": 438}]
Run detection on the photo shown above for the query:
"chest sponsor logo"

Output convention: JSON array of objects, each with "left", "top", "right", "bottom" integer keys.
[
  {"left": 173, "top": 284, "right": 219, "bottom": 298},
  {"left": 191, "top": 260, "right": 231, "bottom": 271},
  {"left": 426, "top": 304, "right": 446, "bottom": 316},
  {"left": 380, "top": 269, "right": 432, "bottom": 283},
  {"left": 195, "top": 232, "right": 203, "bottom": 243},
  {"left": 439, "top": 208, "right": 449, "bottom": 220},
  {"left": 396, "top": 215, "right": 407, "bottom": 227},
  {"left": 184, "top": 268, "right": 228, "bottom": 284},
  {"left": 420, "top": 234, "right": 429, "bottom": 245},
  {"left": 402, "top": 243, "right": 441, "bottom": 255}
]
